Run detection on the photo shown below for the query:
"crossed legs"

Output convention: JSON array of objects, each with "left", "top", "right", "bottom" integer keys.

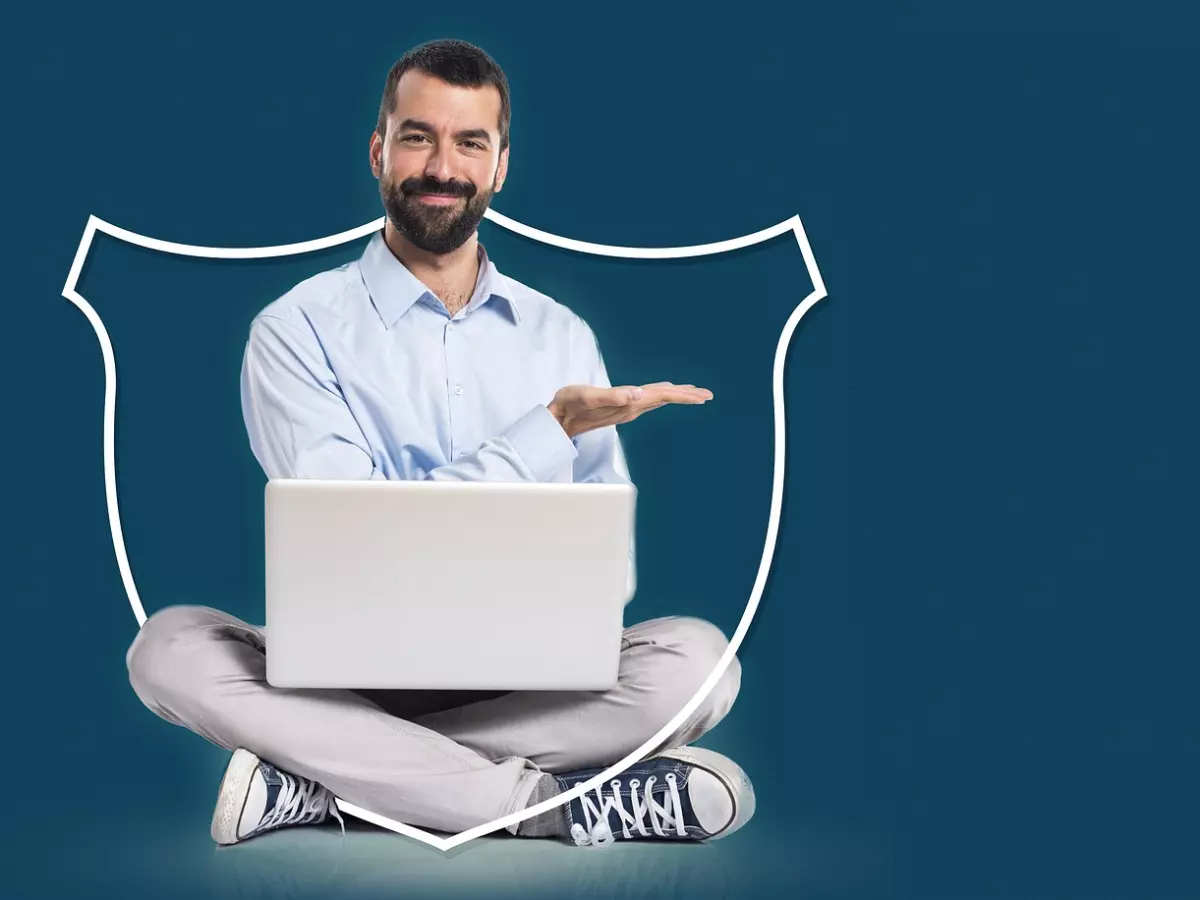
[{"left": 127, "top": 604, "right": 741, "bottom": 835}]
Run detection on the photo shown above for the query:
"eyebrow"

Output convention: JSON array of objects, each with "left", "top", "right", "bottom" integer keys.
[{"left": 396, "top": 118, "right": 493, "bottom": 144}]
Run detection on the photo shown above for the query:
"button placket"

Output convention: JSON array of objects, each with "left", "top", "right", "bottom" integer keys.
[
  {"left": 444, "top": 315, "right": 471, "bottom": 459},
  {"left": 444, "top": 317, "right": 458, "bottom": 459}
]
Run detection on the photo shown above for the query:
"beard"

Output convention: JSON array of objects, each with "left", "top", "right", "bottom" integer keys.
[{"left": 380, "top": 171, "right": 495, "bottom": 254}]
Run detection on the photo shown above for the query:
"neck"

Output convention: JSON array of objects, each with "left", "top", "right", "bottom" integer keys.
[{"left": 382, "top": 222, "right": 479, "bottom": 313}]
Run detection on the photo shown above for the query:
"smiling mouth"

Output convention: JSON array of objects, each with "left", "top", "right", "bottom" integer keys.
[{"left": 414, "top": 193, "right": 464, "bottom": 205}]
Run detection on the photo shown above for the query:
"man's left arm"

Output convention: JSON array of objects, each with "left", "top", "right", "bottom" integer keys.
[{"left": 570, "top": 318, "right": 638, "bottom": 604}]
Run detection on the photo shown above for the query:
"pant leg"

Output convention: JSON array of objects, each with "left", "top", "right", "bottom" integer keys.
[
  {"left": 413, "top": 616, "right": 741, "bottom": 773},
  {"left": 125, "top": 605, "right": 542, "bottom": 835}
]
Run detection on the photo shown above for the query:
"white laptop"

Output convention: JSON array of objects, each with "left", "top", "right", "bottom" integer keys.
[{"left": 263, "top": 479, "right": 635, "bottom": 691}]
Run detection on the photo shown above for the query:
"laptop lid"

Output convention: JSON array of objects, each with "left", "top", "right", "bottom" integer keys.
[{"left": 264, "top": 479, "right": 635, "bottom": 690}]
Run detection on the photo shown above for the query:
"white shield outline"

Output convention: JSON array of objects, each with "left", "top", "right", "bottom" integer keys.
[{"left": 60, "top": 207, "right": 827, "bottom": 850}]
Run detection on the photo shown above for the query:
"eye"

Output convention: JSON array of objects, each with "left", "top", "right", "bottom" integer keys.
[
  {"left": 401, "top": 134, "right": 429, "bottom": 144},
  {"left": 463, "top": 141, "right": 485, "bottom": 150}
]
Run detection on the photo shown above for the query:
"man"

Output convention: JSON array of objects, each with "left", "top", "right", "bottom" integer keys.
[{"left": 126, "top": 39, "right": 754, "bottom": 848}]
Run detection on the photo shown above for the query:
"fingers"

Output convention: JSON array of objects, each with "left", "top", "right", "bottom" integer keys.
[
  {"left": 615, "top": 384, "right": 712, "bottom": 415},
  {"left": 641, "top": 381, "right": 703, "bottom": 392},
  {"left": 616, "top": 382, "right": 712, "bottom": 402},
  {"left": 639, "top": 383, "right": 712, "bottom": 404},
  {"left": 576, "top": 385, "right": 640, "bottom": 409},
  {"left": 579, "top": 382, "right": 712, "bottom": 407}
]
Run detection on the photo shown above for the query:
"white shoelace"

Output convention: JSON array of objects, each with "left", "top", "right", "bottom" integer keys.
[
  {"left": 569, "top": 773, "right": 687, "bottom": 847},
  {"left": 254, "top": 771, "right": 345, "bottom": 838}
]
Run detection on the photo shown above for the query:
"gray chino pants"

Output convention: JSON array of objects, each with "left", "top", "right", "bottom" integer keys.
[{"left": 126, "top": 605, "right": 741, "bottom": 835}]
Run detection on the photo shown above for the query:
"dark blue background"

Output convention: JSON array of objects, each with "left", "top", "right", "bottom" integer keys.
[{"left": 4, "top": 2, "right": 1196, "bottom": 898}]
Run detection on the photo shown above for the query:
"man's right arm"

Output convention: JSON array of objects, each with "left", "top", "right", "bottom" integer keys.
[{"left": 240, "top": 315, "right": 579, "bottom": 482}]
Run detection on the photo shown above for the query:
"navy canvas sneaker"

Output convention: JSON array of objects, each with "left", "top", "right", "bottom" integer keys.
[
  {"left": 211, "top": 748, "right": 344, "bottom": 845},
  {"left": 554, "top": 747, "right": 755, "bottom": 846}
]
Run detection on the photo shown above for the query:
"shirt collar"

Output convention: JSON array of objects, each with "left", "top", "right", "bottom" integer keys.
[{"left": 358, "top": 229, "right": 521, "bottom": 328}]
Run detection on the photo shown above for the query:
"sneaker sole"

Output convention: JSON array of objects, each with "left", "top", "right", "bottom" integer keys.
[
  {"left": 211, "top": 747, "right": 261, "bottom": 845},
  {"left": 657, "top": 746, "right": 756, "bottom": 839}
]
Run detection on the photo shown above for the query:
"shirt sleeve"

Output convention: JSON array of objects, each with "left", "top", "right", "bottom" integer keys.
[
  {"left": 569, "top": 317, "right": 639, "bottom": 605},
  {"left": 240, "top": 315, "right": 578, "bottom": 482}
]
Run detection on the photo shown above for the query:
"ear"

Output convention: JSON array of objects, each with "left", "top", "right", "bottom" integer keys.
[
  {"left": 369, "top": 130, "right": 384, "bottom": 179},
  {"left": 493, "top": 144, "right": 510, "bottom": 193}
]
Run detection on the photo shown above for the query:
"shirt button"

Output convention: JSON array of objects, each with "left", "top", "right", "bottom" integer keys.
[{"left": 453, "top": 385, "right": 464, "bottom": 396}]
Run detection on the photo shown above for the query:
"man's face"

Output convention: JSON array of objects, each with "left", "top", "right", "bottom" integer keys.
[{"left": 372, "top": 70, "right": 509, "bottom": 255}]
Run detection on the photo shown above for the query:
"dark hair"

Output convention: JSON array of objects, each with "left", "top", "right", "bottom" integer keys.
[{"left": 376, "top": 39, "right": 511, "bottom": 152}]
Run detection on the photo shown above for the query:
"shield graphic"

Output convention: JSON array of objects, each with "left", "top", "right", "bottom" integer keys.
[{"left": 61, "top": 207, "right": 827, "bottom": 850}]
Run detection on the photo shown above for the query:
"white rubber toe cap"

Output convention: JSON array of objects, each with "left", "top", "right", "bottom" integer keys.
[
  {"left": 211, "top": 748, "right": 264, "bottom": 845},
  {"left": 659, "top": 746, "right": 756, "bottom": 839}
]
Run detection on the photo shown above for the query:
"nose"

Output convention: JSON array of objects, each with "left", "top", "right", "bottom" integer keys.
[{"left": 423, "top": 140, "right": 456, "bottom": 183}]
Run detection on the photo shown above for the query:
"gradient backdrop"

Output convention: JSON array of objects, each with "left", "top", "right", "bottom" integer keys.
[{"left": 4, "top": 2, "right": 1197, "bottom": 898}]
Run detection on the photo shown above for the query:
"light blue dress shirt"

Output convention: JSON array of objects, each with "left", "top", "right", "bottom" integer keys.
[{"left": 240, "top": 229, "right": 636, "bottom": 596}]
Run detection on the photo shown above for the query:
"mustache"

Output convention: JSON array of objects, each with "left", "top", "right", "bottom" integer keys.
[{"left": 399, "top": 175, "right": 477, "bottom": 199}]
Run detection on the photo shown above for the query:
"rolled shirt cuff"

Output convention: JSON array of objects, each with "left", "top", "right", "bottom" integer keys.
[{"left": 503, "top": 404, "right": 579, "bottom": 481}]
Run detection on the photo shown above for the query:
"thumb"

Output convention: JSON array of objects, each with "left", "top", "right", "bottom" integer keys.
[{"left": 618, "top": 385, "right": 644, "bottom": 404}]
